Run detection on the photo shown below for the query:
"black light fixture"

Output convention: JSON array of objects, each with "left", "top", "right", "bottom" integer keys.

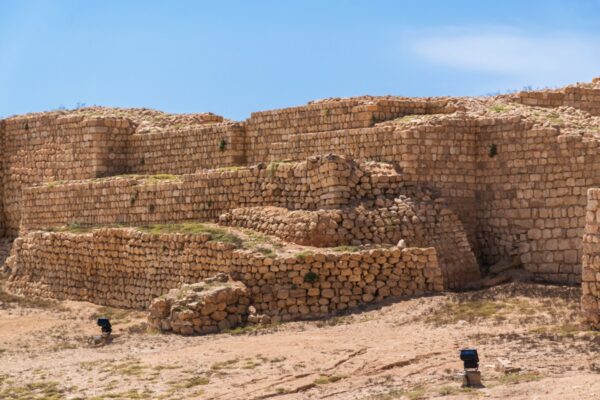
[
  {"left": 97, "top": 318, "right": 112, "bottom": 337},
  {"left": 460, "top": 348, "right": 482, "bottom": 388},
  {"left": 460, "top": 349, "right": 479, "bottom": 370}
]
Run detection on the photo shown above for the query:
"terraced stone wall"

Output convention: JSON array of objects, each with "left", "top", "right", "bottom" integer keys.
[
  {"left": 5, "top": 229, "right": 444, "bottom": 319},
  {"left": 20, "top": 155, "right": 365, "bottom": 231},
  {"left": 0, "top": 115, "right": 247, "bottom": 236},
  {"left": 1, "top": 115, "right": 133, "bottom": 235},
  {"left": 259, "top": 116, "right": 480, "bottom": 254},
  {"left": 582, "top": 188, "right": 600, "bottom": 328},
  {"left": 241, "top": 108, "right": 600, "bottom": 284}
]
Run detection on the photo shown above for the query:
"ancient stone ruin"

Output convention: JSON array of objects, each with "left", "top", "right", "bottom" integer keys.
[{"left": 2, "top": 77, "right": 600, "bottom": 330}]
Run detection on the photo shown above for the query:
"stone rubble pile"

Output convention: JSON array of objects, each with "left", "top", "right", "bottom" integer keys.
[{"left": 148, "top": 273, "right": 251, "bottom": 335}]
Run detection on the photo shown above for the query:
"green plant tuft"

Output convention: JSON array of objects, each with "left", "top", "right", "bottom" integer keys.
[
  {"left": 219, "top": 138, "right": 227, "bottom": 152},
  {"left": 303, "top": 271, "right": 319, "bottom": 284}
]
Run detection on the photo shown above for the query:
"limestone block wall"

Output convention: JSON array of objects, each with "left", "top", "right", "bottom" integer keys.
[
  {"left": 0, "top": 114, "right": 249, "bottom": 235},
  {"left": 125, "top": 123, "right": 246, "bottom": 175},
  {"left": 1, "top": 114, "right": 133, "bottom": 235},
  {"left": 239, "top": 109, "right": 600, "bottom": 284},
  {"left": 259, "top": 117, "right": 480, "bottom": 253},
  {"left": 244, "top": 97, "right": 453, "bottom": 164},
  {"left": 518, "top": 87, "right": 600, "bottom": 116},
  {"left": 582, "top": 188, "right": 600, "bottom": 328},
  {"left": 0, "top": 119, "right": 5, "bottom": 237},
  {"left": 5, "top": 229, "right": 444, "bottom": 319},
  {"left": 20, "top": 155, "right": 369, "bottom": 230},
  {"left": 476, "top": 123, "right": 600, "bottom": 284}
]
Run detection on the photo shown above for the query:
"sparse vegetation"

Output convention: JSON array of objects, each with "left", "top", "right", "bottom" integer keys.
[
  {"left": 495, "top": 371, "right": 542, "bottom": 385},
  {"left": 331, "top": 245, "right": 359, "bottom": 252},
  {"left": 303, "top": 271, "right": 319, "bottom": 283},
  {"left": 0, "top": 380, "right": 67, "bottom": 400},
  {"left": 146, "top": 174, "right": 180, "bottom": 182},
  {"left": 177, "top": 376, "right": 210, "bottom": 388},
  {"left": 90, "top": 306, "right": 135, "bottom": 323},
  {"left": 227, "top": 323, "right": 280, "bottom": 335},
  {"left": 210, "top": 359, "right": 239, "bottom": 370},
  {"left": 489, "top": 104, "right": 508, "bottom": 113},
  {"left": 219, "top": 138, "right": 227, "bottom": 151},
  {"left": 427, "top": 299, "right": 509, "bottom": 325},
  {"left": 314, "top": 375, "right": 343, "bottom": 385},
  {"left": 138, "top": 223, "right": 242, "bottom": 245},
  {"left": 295, "top": 250, "right": 314, "bottom": 259}
]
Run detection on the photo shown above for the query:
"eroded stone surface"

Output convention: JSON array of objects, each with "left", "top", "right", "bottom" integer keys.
[{"left": 148, "top": 274, "right": 251, "bottom": 335}]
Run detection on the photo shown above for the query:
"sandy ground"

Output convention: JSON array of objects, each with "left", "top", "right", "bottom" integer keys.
[{"left": 0, "top": 281, "right": 599, "bottom": 400}]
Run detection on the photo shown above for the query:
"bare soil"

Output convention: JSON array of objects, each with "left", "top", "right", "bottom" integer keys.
[{"left": 0, "top": 280, "right": 599, "bottom": 400}]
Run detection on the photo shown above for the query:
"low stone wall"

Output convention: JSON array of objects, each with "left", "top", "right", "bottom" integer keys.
[
  {"left": 582, "top": 188, "right": 600, "bottom": 327},
  {"left": 5, "top": 229, "right": 444, "bottom": 321}
]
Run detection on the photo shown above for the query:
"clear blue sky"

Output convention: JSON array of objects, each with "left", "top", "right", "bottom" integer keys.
[{"left": 2, "top": 1, "right": 600, "bottom": 120}]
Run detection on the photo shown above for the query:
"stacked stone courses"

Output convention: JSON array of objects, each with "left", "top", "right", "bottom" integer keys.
[
  {"left": 518, "top": 86, "right": 600, "bottom": 116},
  {"left": 5, "top": 229, "right": 443, "bottom": 318},
  {"left": 583, "top": 188, "right": 600, "bottom": 328},
  {"left": 21, "top": 155, "right": 370, "bottom": 230},
  {"left": 3, "top": 78, "right": 600, "bottom": 325},
  {"left": 125, "top": 122, "right": 247, "bottom": 175}
]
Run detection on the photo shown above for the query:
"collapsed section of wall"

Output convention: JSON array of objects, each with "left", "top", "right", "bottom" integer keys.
[
  {"left": 582, "top": 188, "right": 600, "bottom": 328},
  {"left": 5, "top": 229, "right": 444, "bottom": 320}
]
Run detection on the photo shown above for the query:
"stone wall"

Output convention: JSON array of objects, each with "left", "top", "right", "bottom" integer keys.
[
  {"left": 582, "top": 188, "right": 600, "bottom": 328},
  {"left": 0, "top": 114, "right": 133, "bottom": 235},
  {"left": 6, "top": 88, "right": 600, "bottom": 289},
  {"left": 219, "top": 190, "right": 479, "bottom": 289},
  {"left": 518, "top": 87, "right": 600, "bottom": 116},
  {"left": 244, "top": 97, "right": 454, "bottom": 164},
  {"left": 125, "top": 123, "right": 246, "bottom": 175},
  {"left": 243, "top": 109, "right": 600, "bottom": 284},
  {"left": 476, "top": 123, "right": 600, "bottom": 284},
  {"left": 0, "top": 119, "right": 5, "bottom": 237},
  {"left": 5, "top": 229, "right": 444, "bottom": 320},
  {"left": 20, "top": 155, "right": 369, "bottom": 230}
]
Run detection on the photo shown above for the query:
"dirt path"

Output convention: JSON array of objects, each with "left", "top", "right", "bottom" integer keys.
[{"left": 0, "top": 282, "right": 599, "bottom": 399}]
